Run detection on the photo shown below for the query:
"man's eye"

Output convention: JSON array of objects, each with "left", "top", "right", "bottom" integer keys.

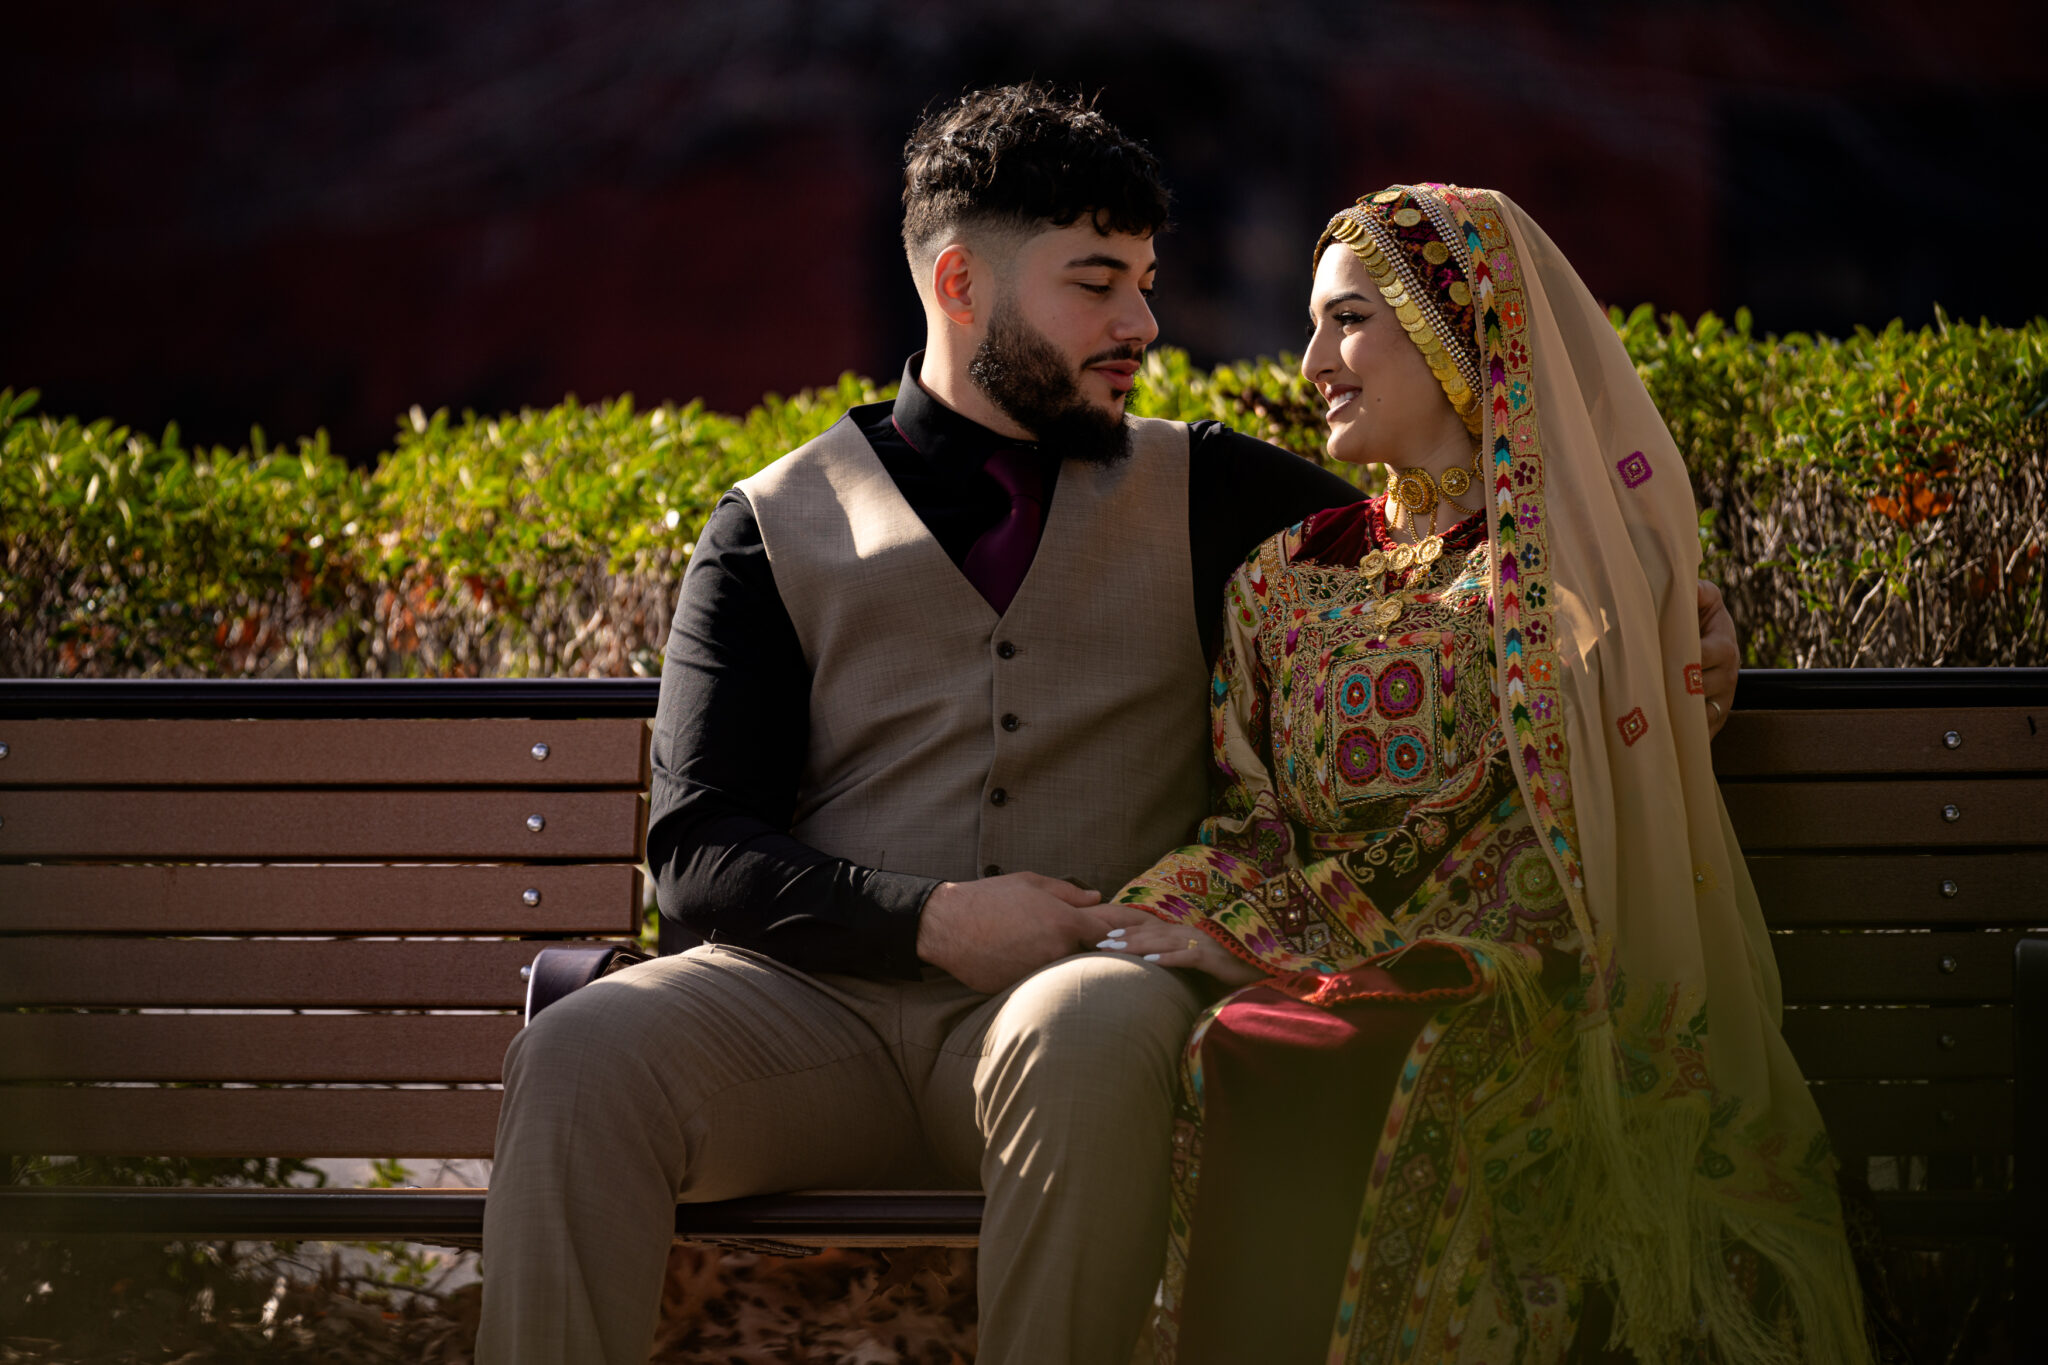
[
  {"left": 1077, "top": 283, "right": 1111, "bottom": 295},
  {"left": 1140, "top": 286, "right": 1156, "bottom": 300}
]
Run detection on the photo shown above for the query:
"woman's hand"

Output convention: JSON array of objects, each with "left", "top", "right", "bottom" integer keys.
[
  {"left": 1097, "top": 918, "right": 1265, "bottom": 989},
  {"left": 1699, "top": 579, "right": 1738, "bottom": 738}
]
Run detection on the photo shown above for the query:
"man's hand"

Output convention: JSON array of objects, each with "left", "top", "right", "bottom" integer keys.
[
  {"left": 1699, "top": 579, "right": 1738, "bottom": 738},
  {"left": 916, "top": 872, "right": 1128, "bottom": 995}
]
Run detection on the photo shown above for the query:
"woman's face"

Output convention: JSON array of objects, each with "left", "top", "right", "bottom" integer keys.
[{"left": 1302, "top": 244, "right": 1466, "bottom": 469}]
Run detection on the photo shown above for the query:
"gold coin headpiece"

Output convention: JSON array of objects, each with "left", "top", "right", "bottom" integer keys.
[{"left": 1314, "top": 183, "right": 1483, "bottom": 436}]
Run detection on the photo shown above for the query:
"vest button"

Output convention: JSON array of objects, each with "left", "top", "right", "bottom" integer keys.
[
  {"left": 983, "top": 864, "right": 1001, "bottom": 878},
  {"left": 990, "top": 788, "right": 1008, "bottom": 806},
  {"left": 996, "top": 640, "right": 1016, "bottom": 659},
  {"left": 1001, "top": 713, "right": 1020, "bottom": 732}
]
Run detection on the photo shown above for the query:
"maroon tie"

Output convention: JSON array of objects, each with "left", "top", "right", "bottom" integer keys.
[{"left": 962, "top": 449, "right": 1045, "bottom": 614}]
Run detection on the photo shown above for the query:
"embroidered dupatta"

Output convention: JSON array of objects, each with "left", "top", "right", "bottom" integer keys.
[{"left": 1119, "top": 186, "right": 1870, "bottom": 1363}]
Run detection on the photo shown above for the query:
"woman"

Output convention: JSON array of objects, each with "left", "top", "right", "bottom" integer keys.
[{"left": 1100, "top": 185, "right": 1869, "bottom": 1363}]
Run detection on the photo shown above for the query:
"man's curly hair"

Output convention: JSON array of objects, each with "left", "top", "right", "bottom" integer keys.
[{"left": 901, "top": 83, "right": 1171, "bottom": 270}]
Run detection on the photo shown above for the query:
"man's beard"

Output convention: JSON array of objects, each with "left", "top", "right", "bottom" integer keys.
[{"left": 967, "top": 295, "right": 1137, "bottom": 467}]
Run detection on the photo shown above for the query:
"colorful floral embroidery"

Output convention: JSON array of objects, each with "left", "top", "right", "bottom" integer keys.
[
  {"left": 1383, "top": 725, "right": 1432, "bottom": 783},
  {"left": 1339, "top": 670, "right": 1373, "bottom": 717},
  {"left": 1336, "top": 727, "right": 1382, "bottom": 784},
  {"left": 1618, "top": 706, "right": 1649, "bottom": 746},
  {"left": 1377, "top": 658, "right": 1426, "bottom": 718},
  {"left": 1445, "top": 188, "right": 1584, "bottom": 920},
  {"left": 1118, "top": 504, "right": 1501, "bottom": 970}
]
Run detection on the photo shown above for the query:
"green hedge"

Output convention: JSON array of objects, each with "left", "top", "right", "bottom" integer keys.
[{"left": 4, "top": 308, "right": 2045, "bottom": 676}]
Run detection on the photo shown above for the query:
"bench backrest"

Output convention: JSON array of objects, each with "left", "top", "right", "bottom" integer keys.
[
  {"left": 1718, "top": 677, "right": 2047, "bottom": 1221},
  {"left": 3, "top": 673, "right": 2043, "bottom": 1206},
  {"left": 0, "top": 682, "right": 650, "bottom": 1160}
]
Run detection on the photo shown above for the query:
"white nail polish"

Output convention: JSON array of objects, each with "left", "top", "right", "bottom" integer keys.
[
  {"left": 1107, "top": 928, "right": 1126, "bottom": 938},
  {"left": 1097, "top": 939, "right": 1126, "bottom": 950},
  {"left": 1143, "top": 953, "right": 1161, "bottom": 962}
]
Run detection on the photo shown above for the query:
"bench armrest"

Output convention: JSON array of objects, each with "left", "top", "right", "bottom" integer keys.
[{"left": 521, "top": 945, "right": 650, "bottom": 1024}]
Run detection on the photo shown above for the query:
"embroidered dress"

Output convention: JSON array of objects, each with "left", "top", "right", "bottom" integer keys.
[
  {"left": 1125, "top": 498, "right": 1587, "bottom": 1361},
  {"left": 1118, "top": 185, "right": 1870, "bottom": 1365}
]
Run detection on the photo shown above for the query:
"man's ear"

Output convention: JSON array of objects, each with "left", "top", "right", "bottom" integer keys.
[{"left": 931, "top": 242, "right": 978, "bottom": 327}]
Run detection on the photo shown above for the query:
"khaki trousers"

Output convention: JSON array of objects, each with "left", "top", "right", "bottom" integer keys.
[{"left": 476, "top": 944, "right": 1204, "bottom": 1364}]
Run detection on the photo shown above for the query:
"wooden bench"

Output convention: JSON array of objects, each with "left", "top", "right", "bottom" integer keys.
[
  {"left": 0, "top": 678, "right": 976, "bottom": 1252},
  {"left": 2, "top": 673, "right": 2042, "bottom": 1296},
  {"left": 1711, "top": 670, "right": 2046, "bottom": 1260}
]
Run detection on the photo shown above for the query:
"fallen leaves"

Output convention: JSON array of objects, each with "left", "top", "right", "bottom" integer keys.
[{"left": 650, "top": 1244, "right": 976, "bottom": 1364}]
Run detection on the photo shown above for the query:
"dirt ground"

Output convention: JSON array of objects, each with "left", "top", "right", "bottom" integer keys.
[
  {"left": 0, "top": 1227, "right": 2014, "bottom": 1363},
  {"left": 0, "top": 1244, "right": 979, "bottom": 1364}
]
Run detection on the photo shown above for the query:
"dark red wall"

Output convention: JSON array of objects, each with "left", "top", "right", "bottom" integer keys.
[{"left": 3, "top": 0, "right": 2042, "bottom": 460}]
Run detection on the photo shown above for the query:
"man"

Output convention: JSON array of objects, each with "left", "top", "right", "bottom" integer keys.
[{"left": 479, "top": 84, "right": 1741, "bottom": 1363}]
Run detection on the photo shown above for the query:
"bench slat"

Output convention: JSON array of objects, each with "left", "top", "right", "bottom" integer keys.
[
  {"left": 0, "top": 1187, "right": 991, "bottom": 1248},
  {"left": 0, "top": 1087, "right": 501, "bottom": 1158},
  {"left": 1722, "top": 779, "right": 2048, "bottom": 849},
  {"left": 0, "top": 1014, "right": 522, "bottom": 1082},
  {"left": 0, "top": 939, "right": 604, "bottom": 1008},
  {"left": 0, "top": 1183, "right": 2000, "bottom": 1249},
  {"left": 1772, "top": 930, "right": 2023, "bottom": 1004},
  {"left": 0, "top": 864, "right": 640, "bottom": 934},
  {"left": 2, "top": 1081, "right": 2003, "bottom": 1160},
  {"left": 0, "top": 718, "right": 650, "bottom": 788},
  {"left": 0, "top": 790, "right": 645, "bottom": 859},
  {"left": 1749, "top": 852, "right": 2048, "bottom": 927},
  {"left": 1714, "top": 708, "right": 2048, "bottom": 778},
  {"left": 1811, "top": 1081, "right": 2011, "bottom": 1155},
  {"left": 1779, "top": 1006, "right": 2012, "bottom": 1078}
]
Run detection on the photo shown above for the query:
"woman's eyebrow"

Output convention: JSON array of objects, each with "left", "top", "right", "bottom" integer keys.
[{"left": 1311, "top": 290, "right": 1370, "bottom": 319}]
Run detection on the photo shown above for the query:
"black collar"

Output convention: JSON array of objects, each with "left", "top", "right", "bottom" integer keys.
[{"left": 891, "top": 353, "right": 1053, "bottom": 484}]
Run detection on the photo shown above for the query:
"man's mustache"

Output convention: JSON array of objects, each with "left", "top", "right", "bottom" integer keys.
[{"left": 1080, "top": 345, "right": 1145, "bottom": 370}]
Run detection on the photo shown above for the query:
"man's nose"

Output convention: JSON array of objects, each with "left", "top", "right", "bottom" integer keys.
[{"left": 1116, "top": 294, "right": 1160, "bottom": 349}]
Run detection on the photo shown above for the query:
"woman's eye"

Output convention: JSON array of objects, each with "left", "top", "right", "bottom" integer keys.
[{"left": 1308, "top": 312, "right": 1367, "bottom": 338}]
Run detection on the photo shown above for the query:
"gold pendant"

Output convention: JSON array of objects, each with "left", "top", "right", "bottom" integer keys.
[
  {"left": 1372, "top": 598, "right": 1403, "bottom": 630},
  {"left": 1359, "top": 549, "right": 1389, "bottom": 577},
  {"left": 1389, "top": 543, "right": 1415, "bottom": 572},
  {"left": 1416, "top": 536, "right": 1443, "bottom": 565},
  {"left": 1390, "top": 472, "right": 1437, "bottom": 519},
  {"left": 1438, "top": 466, "right": 1472, "bottom": 500}
]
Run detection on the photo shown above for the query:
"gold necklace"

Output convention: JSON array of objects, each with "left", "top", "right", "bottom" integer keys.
[
  {"left": 1376, "top": 449, "right": 1482, "bottom": 571},
  {"left": 1360, "top": 536, "right": 1440, "bottom": 579},
  {"left": 1349, "top": 551, "right": 1406, "bottom": 633}
]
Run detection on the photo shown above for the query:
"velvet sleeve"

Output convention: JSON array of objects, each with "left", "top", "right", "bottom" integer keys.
[{"left": 1113, "top": 538, "right": 1335, "bottom": 975}]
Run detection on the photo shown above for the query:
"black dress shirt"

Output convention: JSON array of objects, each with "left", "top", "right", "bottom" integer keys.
[{"left": 647, "top": 355, "right": 1363, "bottom": 978}]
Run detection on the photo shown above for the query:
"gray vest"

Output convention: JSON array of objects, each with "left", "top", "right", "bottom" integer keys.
[{"left": 735, "top": 414, "right": 1210, "bottom": 893}]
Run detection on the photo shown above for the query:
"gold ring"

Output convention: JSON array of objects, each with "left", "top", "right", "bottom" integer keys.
[{"left": 1186, "top": 938, "right": 1199, "bottom": 952}]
